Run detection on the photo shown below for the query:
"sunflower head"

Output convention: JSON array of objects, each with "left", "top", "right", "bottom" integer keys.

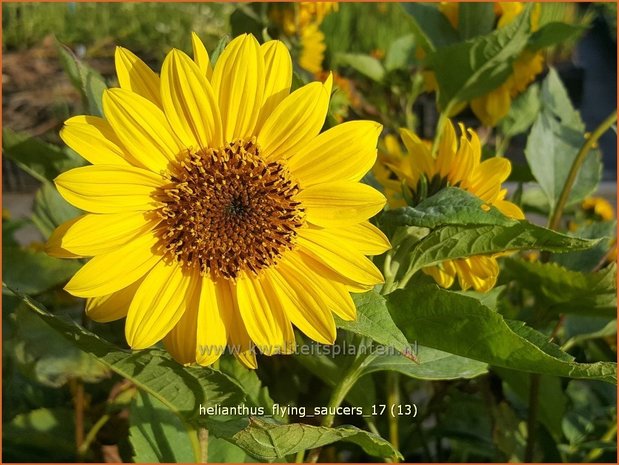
[
  {"left": 376, "top": 120, "right": 523, "bottom": 292},
  {"left": 48, "top": 33, "right": 389, "bottom": 368}
]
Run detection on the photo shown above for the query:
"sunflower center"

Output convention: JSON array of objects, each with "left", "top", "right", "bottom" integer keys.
[{"left": 157, "top": 138, "right": 305, "bottom": 279}]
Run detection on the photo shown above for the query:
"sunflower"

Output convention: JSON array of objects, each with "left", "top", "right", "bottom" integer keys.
[
  {"left": 381, "top": 120, "right": 524, "bottom": 292},
  {"left": 47, "top": 33, "right": 389, "bottom": 368}
]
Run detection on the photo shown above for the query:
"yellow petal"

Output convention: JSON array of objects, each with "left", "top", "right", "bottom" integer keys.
[
  {"left": 164, "top": 281, "right": 201, "bottom": 365},
  {"left": 235, "top": 350, "right": 258, "bottom": 370},
  {"left": 494, "top": 198, "right": 525, "bottom": 220},
  {"left": 114, "top": 46, "right": 162, "bottom": 107},
  {"left": 258, "top": 74, "right": 332, "bottom": 161},
  {"left": 64, "top": 231, "right": 161, "bottom": 298},
  {"left": 45, "top": 217, "right": 83, "bottom": 259},
  {"left": 195, "top": 277, "right": 229, "bottom": 366},
  {"left": 288, "top": 121, "right": 382, "bottom": 187},
  {"left": 422, "top": 261, "right": 457, "bottom": 289},
  {"left": 60, "top": 116, "right": 137, "bottom": 167},
  {"left": 161, "top": 49, "right": 223, "bottom": 150},
  {"left": 236, "top": 273, "right": 290, "bottom": 355},
  {"left": 55, "top": 165, "right": 164, "bottom": 214},
  {"left": 454, "top": 256, "right": 499, "bottom": 292},
  {"left": 211, "top": 34, "right": 265, "bottom": 141},
  {"left": 297, "top": 181, "right": 386, "bottom": 227},
  {"left": 265, "top": 266, "right": 336, "bottom": 344},
  {"left": 297, "top": 250, "right": 373, "bottom": 293},
  {"left": 126, "top": 261, "right": 195, "bottom": 349},
  {"left": 61, "top": 211, "right": 159, "bottom": 256},
  {"left": 102, "top": 88, "right": 183, "bottom": 172},
  {"left": 465, "top": 157, "right": 511, "bottom": 203},
  {"left": 314, "top": 222, "right": 391, "bottom": 256},
  {"left": 435, "top": 120, "right": 458, "bottom": 180},
  {"left": 297, "top": 227, "right": 385, "bottom": 286},
  {"left": 86, "top": 278, "right": 143, "bottom": 323},
  {"left": 191, "top": 32, "right": 213, "bottom": 79},
  {"left": 283, "top": 252, "right": 356, "bottom": 321},
  {"left": 255, "top": 40, "right": 292, "bottom": 133},
  {"left": 399, "top": 128, "right": 435, "bottom": 184}
]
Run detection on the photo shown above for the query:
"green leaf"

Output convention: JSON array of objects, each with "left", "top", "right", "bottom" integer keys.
[
  {"left": 501, "top": 259, "right": 616, "bottom": 318},
  {"left": 525, "top": 68, "right": 602, "bottom": 208},
  {"left": 391, "top": 221, "right": 597, "bottom": 286},
  {"left": 218, "top": 355, "right": 274, "bottom": 409},
  {"left": 56, "top": 41, "right": 107, "bottom": 116},
  {"left": 458, "top": 3, "right": 496, "bottom": 40},
  {"left": 553, "top": 220, "right": 616, "bottom": 272},
  {"left": 31, "top": 181, "right": 82, "bottom": 238},
  {"left": 2, "top": 128, "right": 84, "bottom": 184},
  {"left": 3, "top": 245, "right": 81, "bottom": 295},
  {"left": 129, "top": 390, "right": 198, "bottom": 463},
  {"left": 5, "top": 286, "right": 245, "bottom": 418},
  {"left": 210, "top": 34, "right": 231, "bottom": 68},
  {"left": 336, "top": 290, "right": 410, "bottom": 354},
  {"left": 10, "top": 305, "right": 109, "bottom": 387},
  {"left": 500, "top": 83, "right": 541, "bottom": 138},
  {"left": 335, "top": 53, "right": 386, "bottom": 82},
  {"left": 384, "top": 34, "right": 416, "bottom": 71},
  {"left": 208, "top": 436, "right": 249, "bottom": 463},
  {"left": 362, "top": 346, "right": 487, "bottom": 380},
  {"left": 528, "top": 22, "right": 587, "bottom": 51},
  {"left": 204, "top": 417, "right": 402, "bottom": 462},
  {"left": 401, "top": 3, "right": 459, "bottom": 52},
  {"left": 382, "top": 187, "right": 517, "bottom": 230},
  {"left": 387, "top": 284, "right": 617, "bottom": 383},
  {"left": 428, "top": 5, "right": 531, "bottom": 109}
]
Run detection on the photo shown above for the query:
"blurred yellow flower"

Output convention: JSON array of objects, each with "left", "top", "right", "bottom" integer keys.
[
  {"left": 270, "top": 2, "right": 338, "bottom": 75},
  {"left": 378, "top": 120, "right": 524, "bottom": 292},
  {"left": 47, "top": 33, "right": 388, "bottom": 368},
  {"left": 582, "top": 197, "right": 615, "bottom": 222},
  {"left": 299, "top": 22, "right": 327, "bottom": 74}
]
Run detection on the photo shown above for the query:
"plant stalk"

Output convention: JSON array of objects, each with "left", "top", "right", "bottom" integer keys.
[
  {"left": 387, "top": 372, "right": 400, "bottom": 462},
  {"left": 307, "top": 355, "right": 368, "bottom": 462},
  {"left": 199, "top": 427, "right": 209, "bottom": 463},
  {"left": 548, "top": 110, "right": 617, "bottom": 231}
]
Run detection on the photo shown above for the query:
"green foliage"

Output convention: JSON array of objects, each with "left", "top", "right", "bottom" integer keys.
[
  {"left": 525, "top": 68, "right": 602, "bottom": 209},
  {"left": 502, "top": 259, "right": 617, "bottom": 318},
  {"left": 203, "top": 417, "right": 402, "bottom": 462},
  {"left": 401, "top": 3, "right": 459, "bottom": 51},
  {"left": 129, "top": 391, "right": 199, "bottom": 463},
  {"left": 382, "top": 187, "right": 597, "bottom": 288},
  {"left": 56, "top": 41, "right": 107, "bottom": 116},
  {"left": 426, "top": 5, "right": 531, "bottom": 110},
  {"left": 387, "top": 285, "right": 616, "bottom": 384}
]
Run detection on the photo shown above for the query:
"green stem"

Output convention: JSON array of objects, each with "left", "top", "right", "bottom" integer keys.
[
  {"left": 307, "top": 355, "right": 369, "bottom": 462},
  {"left": 295, "top": 449, "right": 305, "bottom": 463},
  {"left": 548, "top": 110, "right": 617, "bottom": 231},
  {"left": 387, "top": 372, "right": 400, "bottom": 462},
  {"left": 77, "top": 413, "right": 110, "bottom": 457}
]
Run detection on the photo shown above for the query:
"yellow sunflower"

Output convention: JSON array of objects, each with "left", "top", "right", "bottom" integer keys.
[
  {"left": 383, "top": 120, "right": 524, "bottom": 292},
  {"left": 46, "top": 33, "right": 389, "bottom": 368}
]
